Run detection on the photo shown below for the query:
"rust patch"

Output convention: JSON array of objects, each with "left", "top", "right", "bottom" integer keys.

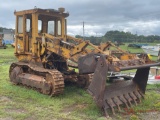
[{"left": 9, "top": 62, "right": 64, "bottom": 96}]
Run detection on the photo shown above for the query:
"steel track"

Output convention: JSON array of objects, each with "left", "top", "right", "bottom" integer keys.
[{"left": 9, "top": 62, "right": 64, "bottom": 96}]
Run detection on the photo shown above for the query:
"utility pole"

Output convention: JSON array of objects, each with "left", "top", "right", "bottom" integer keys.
[{"left": 83, "top": 21, "right": 85, "bottom": 40}]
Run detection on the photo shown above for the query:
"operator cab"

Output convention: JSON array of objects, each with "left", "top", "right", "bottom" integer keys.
[{"left": 14, "top": 8, "right": 69, "bottom": 53}]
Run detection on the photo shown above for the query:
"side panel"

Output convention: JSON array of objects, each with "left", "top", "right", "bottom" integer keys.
[
  {"left": 15, "top": 16, "right": 24, "bottom": 54},
  {"left": 31, "top": 13, "right": 38, "bottom": 56}
]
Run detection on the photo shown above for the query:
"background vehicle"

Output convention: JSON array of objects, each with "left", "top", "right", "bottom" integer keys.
[{"left": 0, "top": 34, "right": 6, "bottom": 49}]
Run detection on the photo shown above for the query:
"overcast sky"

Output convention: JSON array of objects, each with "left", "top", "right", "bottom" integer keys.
[{"left": 1, "top": 0, "right": 160, "bottom": 36}]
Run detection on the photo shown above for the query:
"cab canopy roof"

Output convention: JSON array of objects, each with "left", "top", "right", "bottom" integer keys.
[{"left": 14, "top": 8, "right": 69, "bottom": 18}]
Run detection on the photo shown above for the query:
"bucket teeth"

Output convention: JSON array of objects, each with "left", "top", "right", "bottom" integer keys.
[
  {"left": 103, "top": 102, "right": 109, "bottom": 117},
  {"left": 129, "top": 92, "right": 137, "bottom": 105},
  {"left": 106, "top": 99, "right": 115, "bottom": 115},
  {"left": 112, "top": 97, "right": 122, "bottom": 111},
  {"left": 133, "top": 91, "right": 142, "bottom": 103},
  {"left": 93, "top": 81, "right": 146, "bottom": 116},
  {"left": 118, "top": 95, "right": 129, "bottom": 109},
  {"left": 123, "top": 94, "right": 132, "bottom": 107},
  {"left": 138, "top": 90, "right": 144, "bottom": 99}
]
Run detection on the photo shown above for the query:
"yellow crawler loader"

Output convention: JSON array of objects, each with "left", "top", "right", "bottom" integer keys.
[{"left": 9, "top": 8, "right": 160, "bottom": 117}]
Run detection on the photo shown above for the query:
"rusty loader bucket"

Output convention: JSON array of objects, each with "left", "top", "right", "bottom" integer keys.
[{"left": 78, "top": 53, "right": 160, "bottom": 117}]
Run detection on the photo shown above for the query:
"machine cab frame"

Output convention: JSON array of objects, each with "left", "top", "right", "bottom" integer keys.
[{"left": 14, "top": 8, "right": 69, "bottom": 56}]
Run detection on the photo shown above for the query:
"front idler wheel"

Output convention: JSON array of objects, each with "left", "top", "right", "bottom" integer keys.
[{"left": 10, "top": 66, "right": 23, "bottom": 84}]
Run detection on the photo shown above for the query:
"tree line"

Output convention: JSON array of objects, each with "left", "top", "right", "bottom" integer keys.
[
  {"left": 76, "top": 30, "right": 160, "bottom": 45},
  {"left": 1, "top": 27, "right": 160, "bottom": 45},
  {"left": 0, "top": 27, "right": 14, "bottom": 32}
]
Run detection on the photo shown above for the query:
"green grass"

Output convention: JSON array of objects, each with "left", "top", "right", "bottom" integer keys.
[
  {"left": 0, "top": 44, "right": 160, "bottom": 120},
  {"left": 0, "top": 45, "right": 101, "bottom": 120},
  {"left": 119, "top": 43, "right": 144, "bottom": 53},
  {"left": 0, "top": 65, "right": 101, "bottom": 120}
]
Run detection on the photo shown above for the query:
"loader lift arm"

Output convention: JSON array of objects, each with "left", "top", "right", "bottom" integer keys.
[{"left": 40, "top": 33, "right": 160, "bottom": 117}]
